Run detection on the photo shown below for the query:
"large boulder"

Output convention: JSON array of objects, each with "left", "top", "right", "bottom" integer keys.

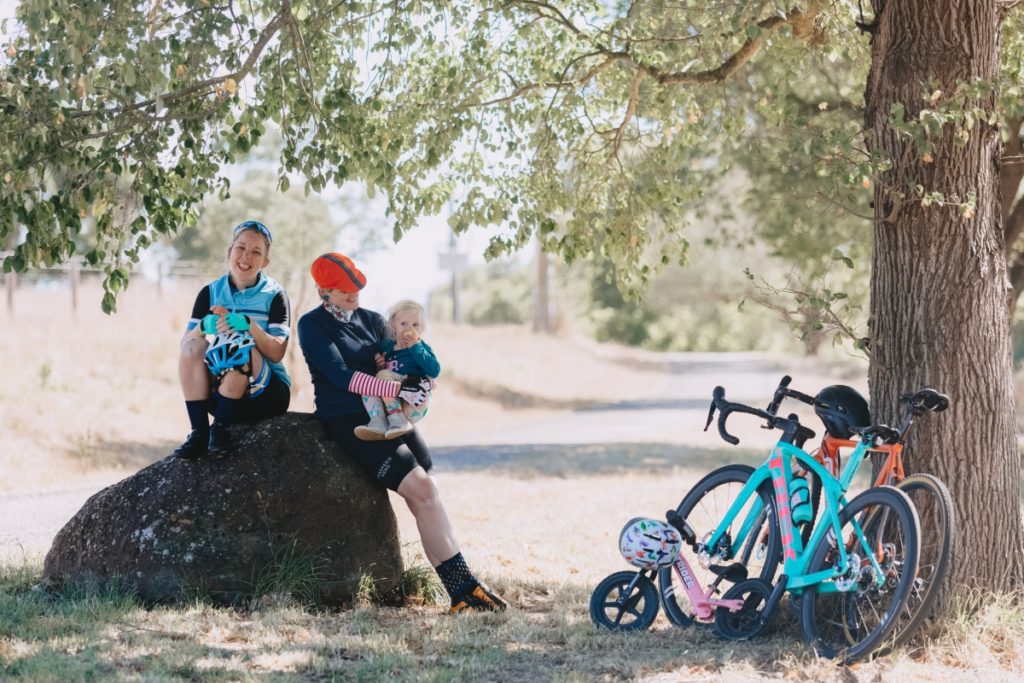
[{"left": 42, "top": 412, "right": 403, "bottom": 606}]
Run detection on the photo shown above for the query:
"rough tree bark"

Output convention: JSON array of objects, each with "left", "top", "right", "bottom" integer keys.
[{"left": 865, "top": 1, "right": 1024, "bottom": 598}]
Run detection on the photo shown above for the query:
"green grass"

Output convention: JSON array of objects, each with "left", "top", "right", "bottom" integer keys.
[{"left": 248, "top": 539, "right": 329, "bottom": 609}]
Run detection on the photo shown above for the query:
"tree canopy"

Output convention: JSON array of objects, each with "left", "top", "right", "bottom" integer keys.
[
  {"left": 0, "top": 1, "right": 852, "bottom": 309},
  {"left": 0, "top": 0, "right": 1022, "bottom": 321}
]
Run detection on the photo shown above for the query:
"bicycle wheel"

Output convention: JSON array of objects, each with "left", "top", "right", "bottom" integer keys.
[
  {"left": 801, "top": 486, "right": 920, "bottom": 663},
  {"left": 590, "top": 571, "right": 660, "bottom": 631},
  {"left": 658, "top": 464, "right": 781, "bottom": 628},
  {"left": 887, "top": 474, "right": 954, "bottom": 646}
]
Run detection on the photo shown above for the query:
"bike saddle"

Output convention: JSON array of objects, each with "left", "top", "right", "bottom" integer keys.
[
  {"left": 900, "top": 389, "right": 950, "bottom": 414},
  {"left": 709, "top": 563, "right": 749, "bottom": 584},
  {"left": 858, "top": 424, "right": 901, "bottom": 445}
]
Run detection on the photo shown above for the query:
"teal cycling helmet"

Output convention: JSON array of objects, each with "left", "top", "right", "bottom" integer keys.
[{"left": 204, "top": 331, "right": 255, "bottom": 377}]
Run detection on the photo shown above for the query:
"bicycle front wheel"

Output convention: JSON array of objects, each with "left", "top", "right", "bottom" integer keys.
[
  {"left": 590, "top": 571, "right": 659, "bottom": 632},
  {"left": 888, "top": 473, "right": 954, "bottom": 646},
  {"left": 659, "top": 464, "right": 781, "bottom": 628},
  {"left": 801, "top": 486, "right": 920, "bottom": 663}
]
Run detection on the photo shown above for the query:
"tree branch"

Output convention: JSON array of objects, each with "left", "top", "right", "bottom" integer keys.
[
  {"left": 69, "top": 7, "right": 291, "bottom": 121},
  {"left": 607, "top": 69, "right": 644, "bottom": 161},
  {"left": 474, "top": 51, "right": 619, "bottom": 107},
  {"left": 486, "top": 0, "right": 826, "bottom": 106}
]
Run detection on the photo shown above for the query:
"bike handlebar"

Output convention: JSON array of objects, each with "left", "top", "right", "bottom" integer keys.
[
  {"left": 706, "top": 385, "right": 816, "bottom": 446},
  {"left": 766, "top": 374, "right": 816, "bottom": 415}
]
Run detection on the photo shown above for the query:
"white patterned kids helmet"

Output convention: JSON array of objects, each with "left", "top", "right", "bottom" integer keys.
[{"left": 618, "top": 517, "right": 682, "bottom": 569}]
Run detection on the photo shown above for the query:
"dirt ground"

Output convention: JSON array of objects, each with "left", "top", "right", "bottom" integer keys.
[{"left": 3, "top": 284, "right": 1024, "bottom": 682}]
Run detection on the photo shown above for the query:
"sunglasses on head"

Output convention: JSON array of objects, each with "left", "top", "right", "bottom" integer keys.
[{"left": 233, "top": 220, "right": 272, "bottom": 244}]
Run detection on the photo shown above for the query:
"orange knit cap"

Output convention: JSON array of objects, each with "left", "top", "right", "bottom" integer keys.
[{"left": 310, "top": 252, "right": 366, "bottom": 292}]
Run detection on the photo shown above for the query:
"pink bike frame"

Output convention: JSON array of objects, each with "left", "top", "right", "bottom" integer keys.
[{"left": 668, "top": 551, "right": 745, "bottom": 621}]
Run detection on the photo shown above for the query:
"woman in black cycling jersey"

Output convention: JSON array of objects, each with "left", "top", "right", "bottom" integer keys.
[{"left": 297, "top": 252, "right": 507, "bottom": 614}]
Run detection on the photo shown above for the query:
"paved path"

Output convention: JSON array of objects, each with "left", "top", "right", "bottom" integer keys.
[{"left": 0, "top": 352, "right": 857, "bottom": 563}]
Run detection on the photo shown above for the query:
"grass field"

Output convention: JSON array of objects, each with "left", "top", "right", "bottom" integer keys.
[{"left": 1, "top": 283, "right": 1023, "bottom": 681}]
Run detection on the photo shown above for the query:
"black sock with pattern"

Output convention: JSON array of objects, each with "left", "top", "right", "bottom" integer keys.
[{"left": 435, "top": 552, "right": 475, "bottom": 600}]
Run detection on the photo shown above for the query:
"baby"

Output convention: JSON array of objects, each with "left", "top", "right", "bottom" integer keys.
[{"left": 355, "top": 300, "right": 441, "bottom": 440}]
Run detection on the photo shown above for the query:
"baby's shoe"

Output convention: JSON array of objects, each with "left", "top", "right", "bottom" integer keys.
[
  {"left": 384, "top": 411, "right": 413, "bottom": 439},
  {"left": 354, "top": 412, "right": 388, "bottom": 441}
]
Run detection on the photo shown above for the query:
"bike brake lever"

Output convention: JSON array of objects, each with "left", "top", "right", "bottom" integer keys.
[{"left": 704, "top": 402, "right": 716, "bottom": 432}]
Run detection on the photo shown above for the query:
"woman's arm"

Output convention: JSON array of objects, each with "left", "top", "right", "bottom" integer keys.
[
  {"left": 182, "top": 285, "right": 212, "bottom": 342},
  {"left": 249, "top": 322, "right": 288, "bottom": 363},
  {"left": 298, "top": 315, "right": 355, "bottom": 391},
  {"left": 250, "top": 289, "right": 290, "bottom": 363},
  {"left": 298, "top": 315, "right": 426, "bottom": 403}
]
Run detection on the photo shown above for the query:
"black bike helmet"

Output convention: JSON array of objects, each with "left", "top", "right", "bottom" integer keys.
[{"left": 814, "top": 385, "right": 871, "bottom": 439}]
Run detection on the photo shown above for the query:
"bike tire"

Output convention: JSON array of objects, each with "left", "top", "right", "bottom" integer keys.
[
  {"left": 658, "top": 464, "right": 781, "bottom": 628},
  {"left": 590, "top": 570, "right": 660, "bottom": 632},
  {"left": 801, "top": 485, "right": 920, "bottom": 663},
  {"left": 887, "top": 473, "right": 954, "bottom": 646}
]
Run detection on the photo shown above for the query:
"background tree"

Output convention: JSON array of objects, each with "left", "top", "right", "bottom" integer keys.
[
  {"left": 2, "top": 1, "right": 1021, "bottom": 594},
  {"left": 171, "top": 168, "right": 385, "bottom": 308}
]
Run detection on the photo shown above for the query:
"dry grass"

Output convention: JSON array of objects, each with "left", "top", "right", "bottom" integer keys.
[
  {"left": 0, "top": 283, "right": 670, "bottom": 493},
  {"left": 2, "top": 283, "right": 1023, "bottom": 681},
  {"left": 2, "top": 547, "right": 1023, "bottom": 682}
]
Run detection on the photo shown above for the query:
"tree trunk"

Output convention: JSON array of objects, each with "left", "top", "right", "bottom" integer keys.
[{"left": 865, "top": 1, "right": 1024, "bottom": 599}]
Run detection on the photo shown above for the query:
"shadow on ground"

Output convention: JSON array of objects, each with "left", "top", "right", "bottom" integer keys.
[{"left": 431, "top": 442, "right": 764, "bottom": 477}]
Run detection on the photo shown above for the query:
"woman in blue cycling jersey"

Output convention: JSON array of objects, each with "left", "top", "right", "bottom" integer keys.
[{"left": 173, "top": 220, "right": 292, "bottom": 460}]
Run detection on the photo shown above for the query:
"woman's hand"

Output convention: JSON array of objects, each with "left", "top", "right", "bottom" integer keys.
[{"left": 374, "top": 353, "right": 387, "bottom": 371}]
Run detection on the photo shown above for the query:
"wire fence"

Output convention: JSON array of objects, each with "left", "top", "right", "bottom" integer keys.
[{"left": 0, "top": 252, "right": 204, "bottom": 314}]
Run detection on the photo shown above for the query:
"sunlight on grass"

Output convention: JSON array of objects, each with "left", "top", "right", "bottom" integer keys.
[{"left": 3, "top": 556, "right": 1024, "bottom": 681}]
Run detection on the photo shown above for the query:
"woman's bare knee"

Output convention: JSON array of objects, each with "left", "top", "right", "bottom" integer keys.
[
  {"left": 397, "top": 469, "right": 440, "bottom": 510},
  {"left": 218, "top": 370, "right": 249, "bottom": 397},
  {"left": 180, "top": 337, "right": 208, "bottom": 363}
]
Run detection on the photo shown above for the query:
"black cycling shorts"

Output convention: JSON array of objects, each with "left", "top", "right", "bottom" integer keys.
[
  {"left": 207, "top": 372, "right": 291, "bottom": 423},
  {"left": 321, "top": 413, "right": 433, "bottom": 491}
]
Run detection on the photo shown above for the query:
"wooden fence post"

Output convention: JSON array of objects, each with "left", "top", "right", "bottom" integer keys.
[
  {"left": 4, "top": 270, "right": 13, "bottom": 316},
  {"left": 70, "top": 259, "right": 80, "bottom": 314}
]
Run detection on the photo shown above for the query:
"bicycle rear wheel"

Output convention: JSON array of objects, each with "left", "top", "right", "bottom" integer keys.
[
  {"left": 888, "top": 474, "right": 954, "bottom": 646},
  {"left": 801, "top": 486, "right": 920, "bottom": 663},
  {"left": 658, "top": 464, "right": 781, "bottom": 628}
]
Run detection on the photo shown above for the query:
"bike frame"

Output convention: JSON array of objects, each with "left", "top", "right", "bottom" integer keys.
[
  {"left": 818, "top": 434, "right": 905, "bottom": 487},
  {"left": 702, "top": 437, "right": 887, "bottom": 596},
  {"left": 666, "top": 552, "right": 745, "bottom": 621}
]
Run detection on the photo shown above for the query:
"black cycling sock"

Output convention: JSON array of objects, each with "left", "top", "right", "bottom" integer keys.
[
  {"left": 213, "top": 393, "right": 240, "bottom": 426},
  {"left": 186, "top": 400, "right": 209, "bottom": 432},
  {"left": 435, "top": 552, "right": 475, "bottom": 599}
]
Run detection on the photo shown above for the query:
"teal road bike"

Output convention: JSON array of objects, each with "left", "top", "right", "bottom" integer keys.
[{"left": 658, "top": 385, "right": 921, "bottom": 662}]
